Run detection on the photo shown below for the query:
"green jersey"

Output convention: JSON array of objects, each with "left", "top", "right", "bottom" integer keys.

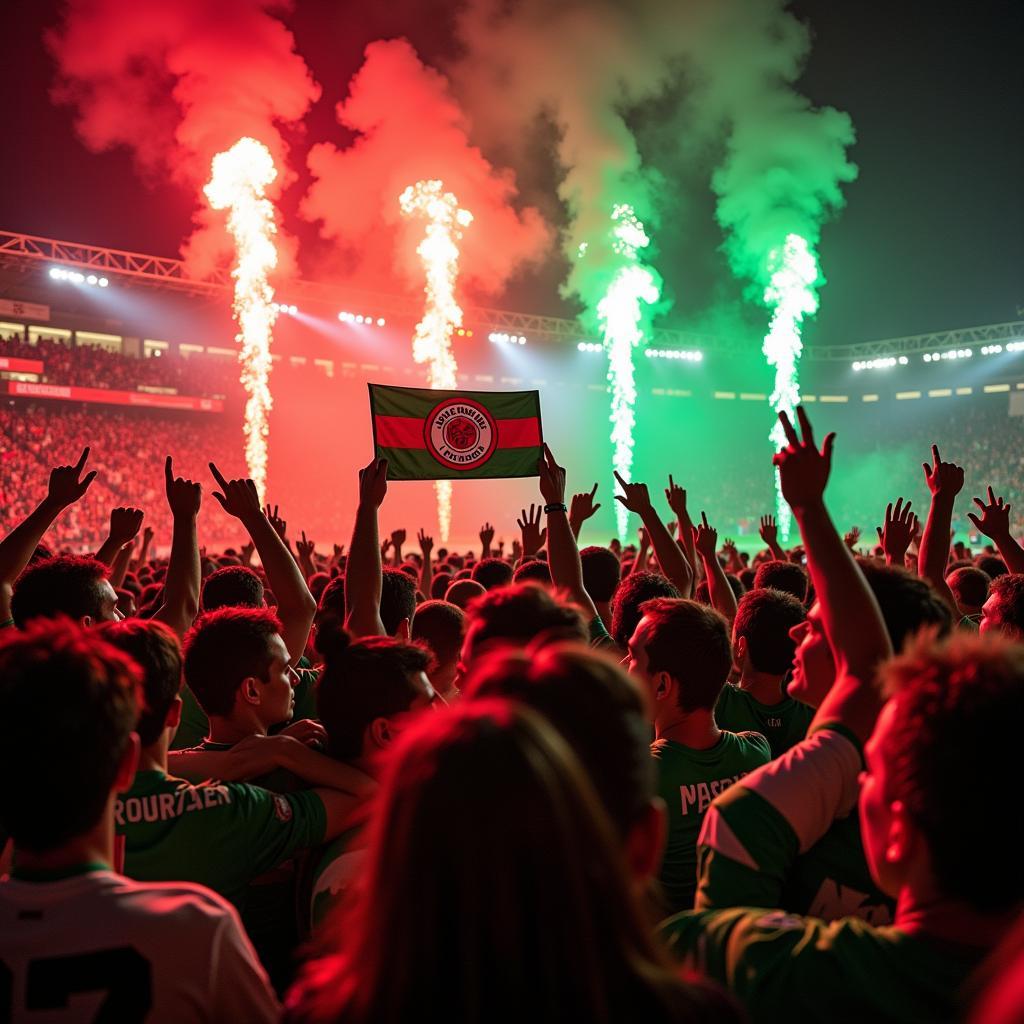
[
  {"left": 308, "top": 823, "right": 367, "bottom": 930},
  {"left": 652, "top": 731, "right": 771, "bottom": 914},
  {"left": 170, "top": 665, "right": 320, "bottom": 750},
  {"left": 715, "top": 683, "right": 814, "bottom": 758},
  {"left": 695, "top": 723, "right": 893, "bottom": 924},
  {"left": 662, "top": 907, "right": 985, "bottom": 1024},
  {"left": 115, "top": 769, "right": 326, "bottom": 911}
]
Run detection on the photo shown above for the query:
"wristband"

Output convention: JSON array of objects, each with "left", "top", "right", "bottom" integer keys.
[{"left": 543, "top": 502, "right": 568, "bottom": 514}]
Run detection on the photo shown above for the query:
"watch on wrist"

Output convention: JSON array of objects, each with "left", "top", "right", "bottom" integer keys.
[{"left": 543, "top": 502, "right": 568, "bottom": 514}]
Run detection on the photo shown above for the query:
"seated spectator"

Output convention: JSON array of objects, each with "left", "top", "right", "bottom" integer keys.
[
  {"left": 0, "top": 619, "right": 279, "bottom": 1021},
  {"left": 627, "top": 597, "right": 771, "bottom": 914},
  {"left": 410, "top": 599, "right": 465, "bottom": 701},
  {"left": 286, "top": 700, "right": 741, "bottom": 1024},
  {"left": 717, "top": 588, "right": 812, "bottom": 757},
  {"left": 753, "top": 559, "right": 808, "bottom": 603}
]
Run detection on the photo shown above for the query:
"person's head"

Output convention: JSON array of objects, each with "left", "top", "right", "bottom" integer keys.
[
  {"left": 463, "top": 643, "right": 661, "bottom": 881},
  {"left": 313, "top": 575, "right": 346, "bottom": 659},
  {"left": 315, "top": 623, "right": 436, "bottom": 767},
  {"left": 753, "top": 560, "right": 808, "bottom": 603},
  {"left": 789, "top": 563, "right": 952, "bottom": 708},
  {"left": 201, "top": 565, "right": 264, "bottom": 611},
  {"left": 980, "top": 573, "right": 1024, "bottom": 640},
  {"left": 183, "top": 607, "right": 294, "bottom": 731},
  {"left": 860, "top": 632, "right": 1024, "bottom": 911},
  {"left": 430, "top": 570, "right": 453, "bottom": 600},
  {"left": 411, "top": 600, "right": 466, "bottom": 699},
  {"left": 459, "top": 584, "right": 587, "bottom": 685},
  {"left": 512, "top": 559, "right": 552, "bottom": 587},
  {"left": 381, "top": 566, "right": 418, "bottom": 638},
  {"left": 444, "top": 578, "right": 486, "bottom": 611},
  {"left": 610, "top": 571, "right": 681, "bottom": 650},
  {"left": 739, "top": 567, "right": 757, "bottom": 591},
  {"left": 308, "top": 571, "right": 331, "bottom": 603},
  {"left": 291, "top": 699, "right": 714, "bottom": 1024},
  {"left": 11, "top": 555, "right": 119, "bottom": 628},
  {"left": 115, "top": 588, "right": 137, "bottom": 619},
  {"left": 975, "top": 554, "right": 1008, "bottom": 581},
  {"left": 0, "top": 619, "right": 140, "bottom": 852},
  {"left": 946, "top": 566, "right": 991, "bottom": 617},
  {"left": 628, "top": 598, "right": 732, "bottom": 720},
  {"left": 580, "top": 546, "right": 621, "bottom": 605},
  {"left": 732, "top": 588, "right": 805, "bottom": 678},
  {"left": 96, "top": 619, "right": 183, "bottom": 748},
  {"left": 471, "top": 557, "right": 514, "bottom": 591}
]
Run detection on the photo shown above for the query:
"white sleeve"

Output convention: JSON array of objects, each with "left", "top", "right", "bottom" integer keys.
[{"left": 208, "top": 906, "right": 281, "bottom": 1023}]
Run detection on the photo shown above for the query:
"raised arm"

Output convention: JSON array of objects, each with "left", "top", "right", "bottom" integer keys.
[
  {"left": 344, "top": 456, "right": 388, "bottom": 638},
  {"left": 210, "top": 464, "right": 316, "bottom": 662},
  {"left": 758, "top": 514, "right": 788, "bottom": 562},
  {"left": 875, "top": 497, "right": 918, "bottom": 569},
  {"left": 568, "top": 483, "right": 601, "bottom": 541},
  {"left": 614, "top": 472, "right": 694, "bottom": 596},
  {"left": 666, "top": 476, "right": 698, "bottom": 594},
  {"left": 968, "top": 487, "right": 1024, "bottom": 574},
  {"left": 918, "top": 445, "right": 964, "bottom": 612},
  {"left": 539, "top": 445, "right": 599, "bottom": 622},
  {"left": 516, "top": 504, "right": 548, "bottom": 559},
  {"left": 479, "top": 522, "right": 494, "bottom": 561},
  {"left": 0, "top": 446, "right": 97, "bottom": 621},
  {"left": 95, "top": 507, "right": 144, "bottom": 568},
  {"left": 153, "top": 457, "right": 202, "bottom": 638},
  {"left": 108, "top": 541, "right": 134, "bottom": 591},
  {"left": 295, "top": 531, "right": 317, "bottom": 581},
  {"left": 417, "top": 529, "right": 433, "bottom": 598},
  {"left": 775, "top": 407, "right": 892, "bottom": 743},
  {"left": 692, "top": 512, "right": 738, "bottom": 622},
  {"left": 131, "top": 525, "right": 154, "bottom": 574}
]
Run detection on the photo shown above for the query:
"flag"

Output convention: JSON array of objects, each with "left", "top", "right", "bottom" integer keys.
[{"left": 369, "top": 383, "right": 543, "bottom": 480}]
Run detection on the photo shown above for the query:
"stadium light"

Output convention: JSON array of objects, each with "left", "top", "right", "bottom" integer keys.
[
  {"left": 48, "top": 266, "right": 111, "bottom": 288},
  {"left": 488, "top": 332, "right": 527, "bottom": 346},
  {"left": 852, "top": 356, "right": 909, "bottom": 371},
  {"left": 338, "top": 311, "right": 389, "bottom": 327},
  {"left": 577, "top": 342, "right": 603, "bottom": 353},
  {"left": 645, "top": 348, "right": 703, "bottom": 362}
]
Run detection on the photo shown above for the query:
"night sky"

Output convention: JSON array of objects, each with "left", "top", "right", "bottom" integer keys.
[{"left": 1, "top": 0, "right": 1020, "bottom": 347}]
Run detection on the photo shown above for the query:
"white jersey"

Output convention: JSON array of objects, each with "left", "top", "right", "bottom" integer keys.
[{"left": 0, "top": 869, "right": 279, "bottom": 1023}]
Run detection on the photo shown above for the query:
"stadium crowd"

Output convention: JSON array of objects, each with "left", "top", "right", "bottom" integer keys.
[{"left": 0, "top": 403, "right": 1022, "bottom": 1024}]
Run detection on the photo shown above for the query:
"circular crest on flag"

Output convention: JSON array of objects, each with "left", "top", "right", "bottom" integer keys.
[{"left": 424, "top": 397, "right": 498, "bottom": 471}]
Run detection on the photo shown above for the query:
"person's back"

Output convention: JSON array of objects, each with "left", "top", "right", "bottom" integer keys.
[{"left": 0, "top": 618, "right": 278, "bottom": 1022}]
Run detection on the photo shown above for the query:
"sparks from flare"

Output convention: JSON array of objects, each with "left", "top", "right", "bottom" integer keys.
[
  {"left": 204, "top": 137, "right": 279, "bottom": 500},
  {"left": 399, "top": 179, "right": 473, "bottom": 542},
  {"left": 763, "top": 233, "right": 819, "bottom": 538},
  {"left": 597, "top": 204, "right": 661, "bottom": 540}
]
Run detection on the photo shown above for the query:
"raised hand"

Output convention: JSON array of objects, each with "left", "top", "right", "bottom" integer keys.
[
  {"left": 108, "top": 506, "right": 145, "bottom": 547},
  {"left": 517, "top": 503, "right": 547, "bottom": 557},
  {"left": 722, "top": 537, "right": 738, "bottom": 557},
  {"left": 569, "top": 483, "right": 601, "bottom": 531},
  {"left": 759, "top": 514, "right": 778, "bottom": 545},
  {"left": 968, "top": 486, "right": 1012, "bottom": 540},
  {"left": 296, "top": 531, "right": 316, "bottom": 560},
  {"left": 844, "top": 526, "right": 861, "bottom": 551},
  {"left": 665, "top": 475, "right": 689, "bottom": 520},
  {"left": 333, "top": 543, "right": 345, "bottom": 559},
  {"left": 417, "top": 529, "right": 433, "bottom": 557},
  {"left": 165, "top": 456, "right": 201, "bottom": 520},
  {"left": 922, "top": 445, "right": 965, "bottom": 499},
  {"left": 380, "top": 538, "right": 392, "bottom": 558},
  {"left": 357, "top": 456, "right": 389, "bottom": 509},
  {"left": 240, "top": 540, "right": 256, "bottom": 565},
  {"left": 47, "top": 446, "right": 98, "bottom": 507},
  {"left": 278, "top": 718, "right": 328, "bottom": 749},
  {"left": 876, "top": 498, "right": 917, "bottom": 564},
  {"left": 209, "top": 463, "right": 262, "bottom": 521},
  {"left": 613, "top": 472, "right": 654, "bottom": 516},
  {"left": 479, "top": 522, "right": 495, "bottom": 548},
  {"left": 772, "top": 407, "right": 835, "bottom": 511},
  {"left": 537, "top": 444, "right": 567, "bottom": 506},
  {"left": 264, "top": 504, "right": 288, "bottom": 543},
  {"left": 511, "top": 537, "right": 523, "bottom": 561},
  {"left": 142, "top": 525, "right": 155, "bottom": 546},
  {"left": 390, "top": 528, "right": 406, "bottom": 547},
  {"left": 692, "top": 511, "right": 719, "bottom": 559}
]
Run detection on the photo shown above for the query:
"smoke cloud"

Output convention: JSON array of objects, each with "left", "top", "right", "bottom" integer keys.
[
  {"left": 46, "top": 0, "right": 320, "bottom": 273},
  {"left": 300, "top": 39, "right": 550, "bottom": 296}
]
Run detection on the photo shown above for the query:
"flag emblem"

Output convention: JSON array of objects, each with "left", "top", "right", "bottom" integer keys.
[{"left": 425, "top": 397, "right": 497, "bottom": 470}]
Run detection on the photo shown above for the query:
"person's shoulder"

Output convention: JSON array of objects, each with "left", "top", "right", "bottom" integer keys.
[
  {"left": 113, "top": 873, "right": 237, "bottom": 918},
  {"left": 730, "top": 729, "right": 772, "bottom": 761}
]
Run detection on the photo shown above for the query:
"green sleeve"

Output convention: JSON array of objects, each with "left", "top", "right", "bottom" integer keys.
[
  {"left": 587, "top": 615, "right": 615, "bottom": 650},
  {"left": 291, "top": 668, "right": 320, "bottom": 722},
  {"left": 170, "top": 685, "right": 210, "bottom": 750}
]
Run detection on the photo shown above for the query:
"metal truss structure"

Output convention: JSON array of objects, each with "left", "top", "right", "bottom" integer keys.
[{"left": 1, "top": 230, "right": 1019, "bottom": 361}]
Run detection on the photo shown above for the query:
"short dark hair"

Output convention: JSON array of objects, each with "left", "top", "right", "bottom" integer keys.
[
  {"left": 381, "top": 566, "right": 418, "bottom": 635},
  {"left": 11, "top": 556, "right": 109, "bottom": 628},
  {"left": 445, "top": 579, "right": 487, "bottom": 610},
  {"left": 316, "top": 625, "right": 432, "bottom": 761},
  {"left": 610, "top": 572, "right": 680, "bottom": 649},
  {"left": 308, "top": 572, "right": 331, "bottom": 603},
  {"left": 412, "top": 600, "right": 466, "bottom": 667},
  {"left": 880, "top": 633, "right": 1024, "bottom": 911},
  {"left": 988, "top": 574, "right": 1024, "bottom": 636},
  {"left": 313, "top": 574, "right": 347, "bottom": 660},
  {"left": 0, "top": 619, "right": 140, "bottom": 851},
  {"left": 96, "top": 619, "right": 182, "bottom": 747},
  {"left": 201, "top": 565, "right": 264, "bottom": 611},
  {"left": 467, "top": 583, "right": 587, "bottom": 651},
  {"left": 739, "top": 568, "right": 757, "bottom": 591},
  {"left": 581, "top": 546, "right": 621, "bottom": 603},
  {"left": 637, "top": 598, "right": 732, "bottom": 712},
  {"left": 472, "top": 558, "right": 514, "bottom": 591},
  {"left": 430, "top": 570, "right": 453, "bottom": 600},
  {"left": 183, "top": 607, "right": 282, "bottom": 717},
  {"left": 733, "top": 589, "right": 806, "bottom": 675},
  {"left": 753, "top": 560, "right": 808, "bottom": 602},
  {"left": 975, "top": 554, "right": 1008, "bottom": 581},
  {"left": 513, "top": 559, "right": 552, "bottom": 586},
  {"left": 946, "top": 566, "right": 990, "bottom": 610},
  {"left": 859, "top": 562, "right": 953, "bottom": 651}
]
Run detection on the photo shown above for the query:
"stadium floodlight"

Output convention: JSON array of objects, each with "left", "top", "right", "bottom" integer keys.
[
  {"left": 377, "top": 318, "right": 386, "bottom": 327},
  {"left": 488, "top": 332, "right": 527, "bottom": 346}
]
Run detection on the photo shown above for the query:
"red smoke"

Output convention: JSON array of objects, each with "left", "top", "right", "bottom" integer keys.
[
  {"left": 47, "top": 0, "right": 320, "bottom": 275},
  {"left": 301, "top": 39, "right": 551, "bottom": 297}
]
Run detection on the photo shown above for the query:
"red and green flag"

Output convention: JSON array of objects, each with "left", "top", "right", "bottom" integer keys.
[{"left": 369, "top": 383, "right": 543, "bottom": 480}]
